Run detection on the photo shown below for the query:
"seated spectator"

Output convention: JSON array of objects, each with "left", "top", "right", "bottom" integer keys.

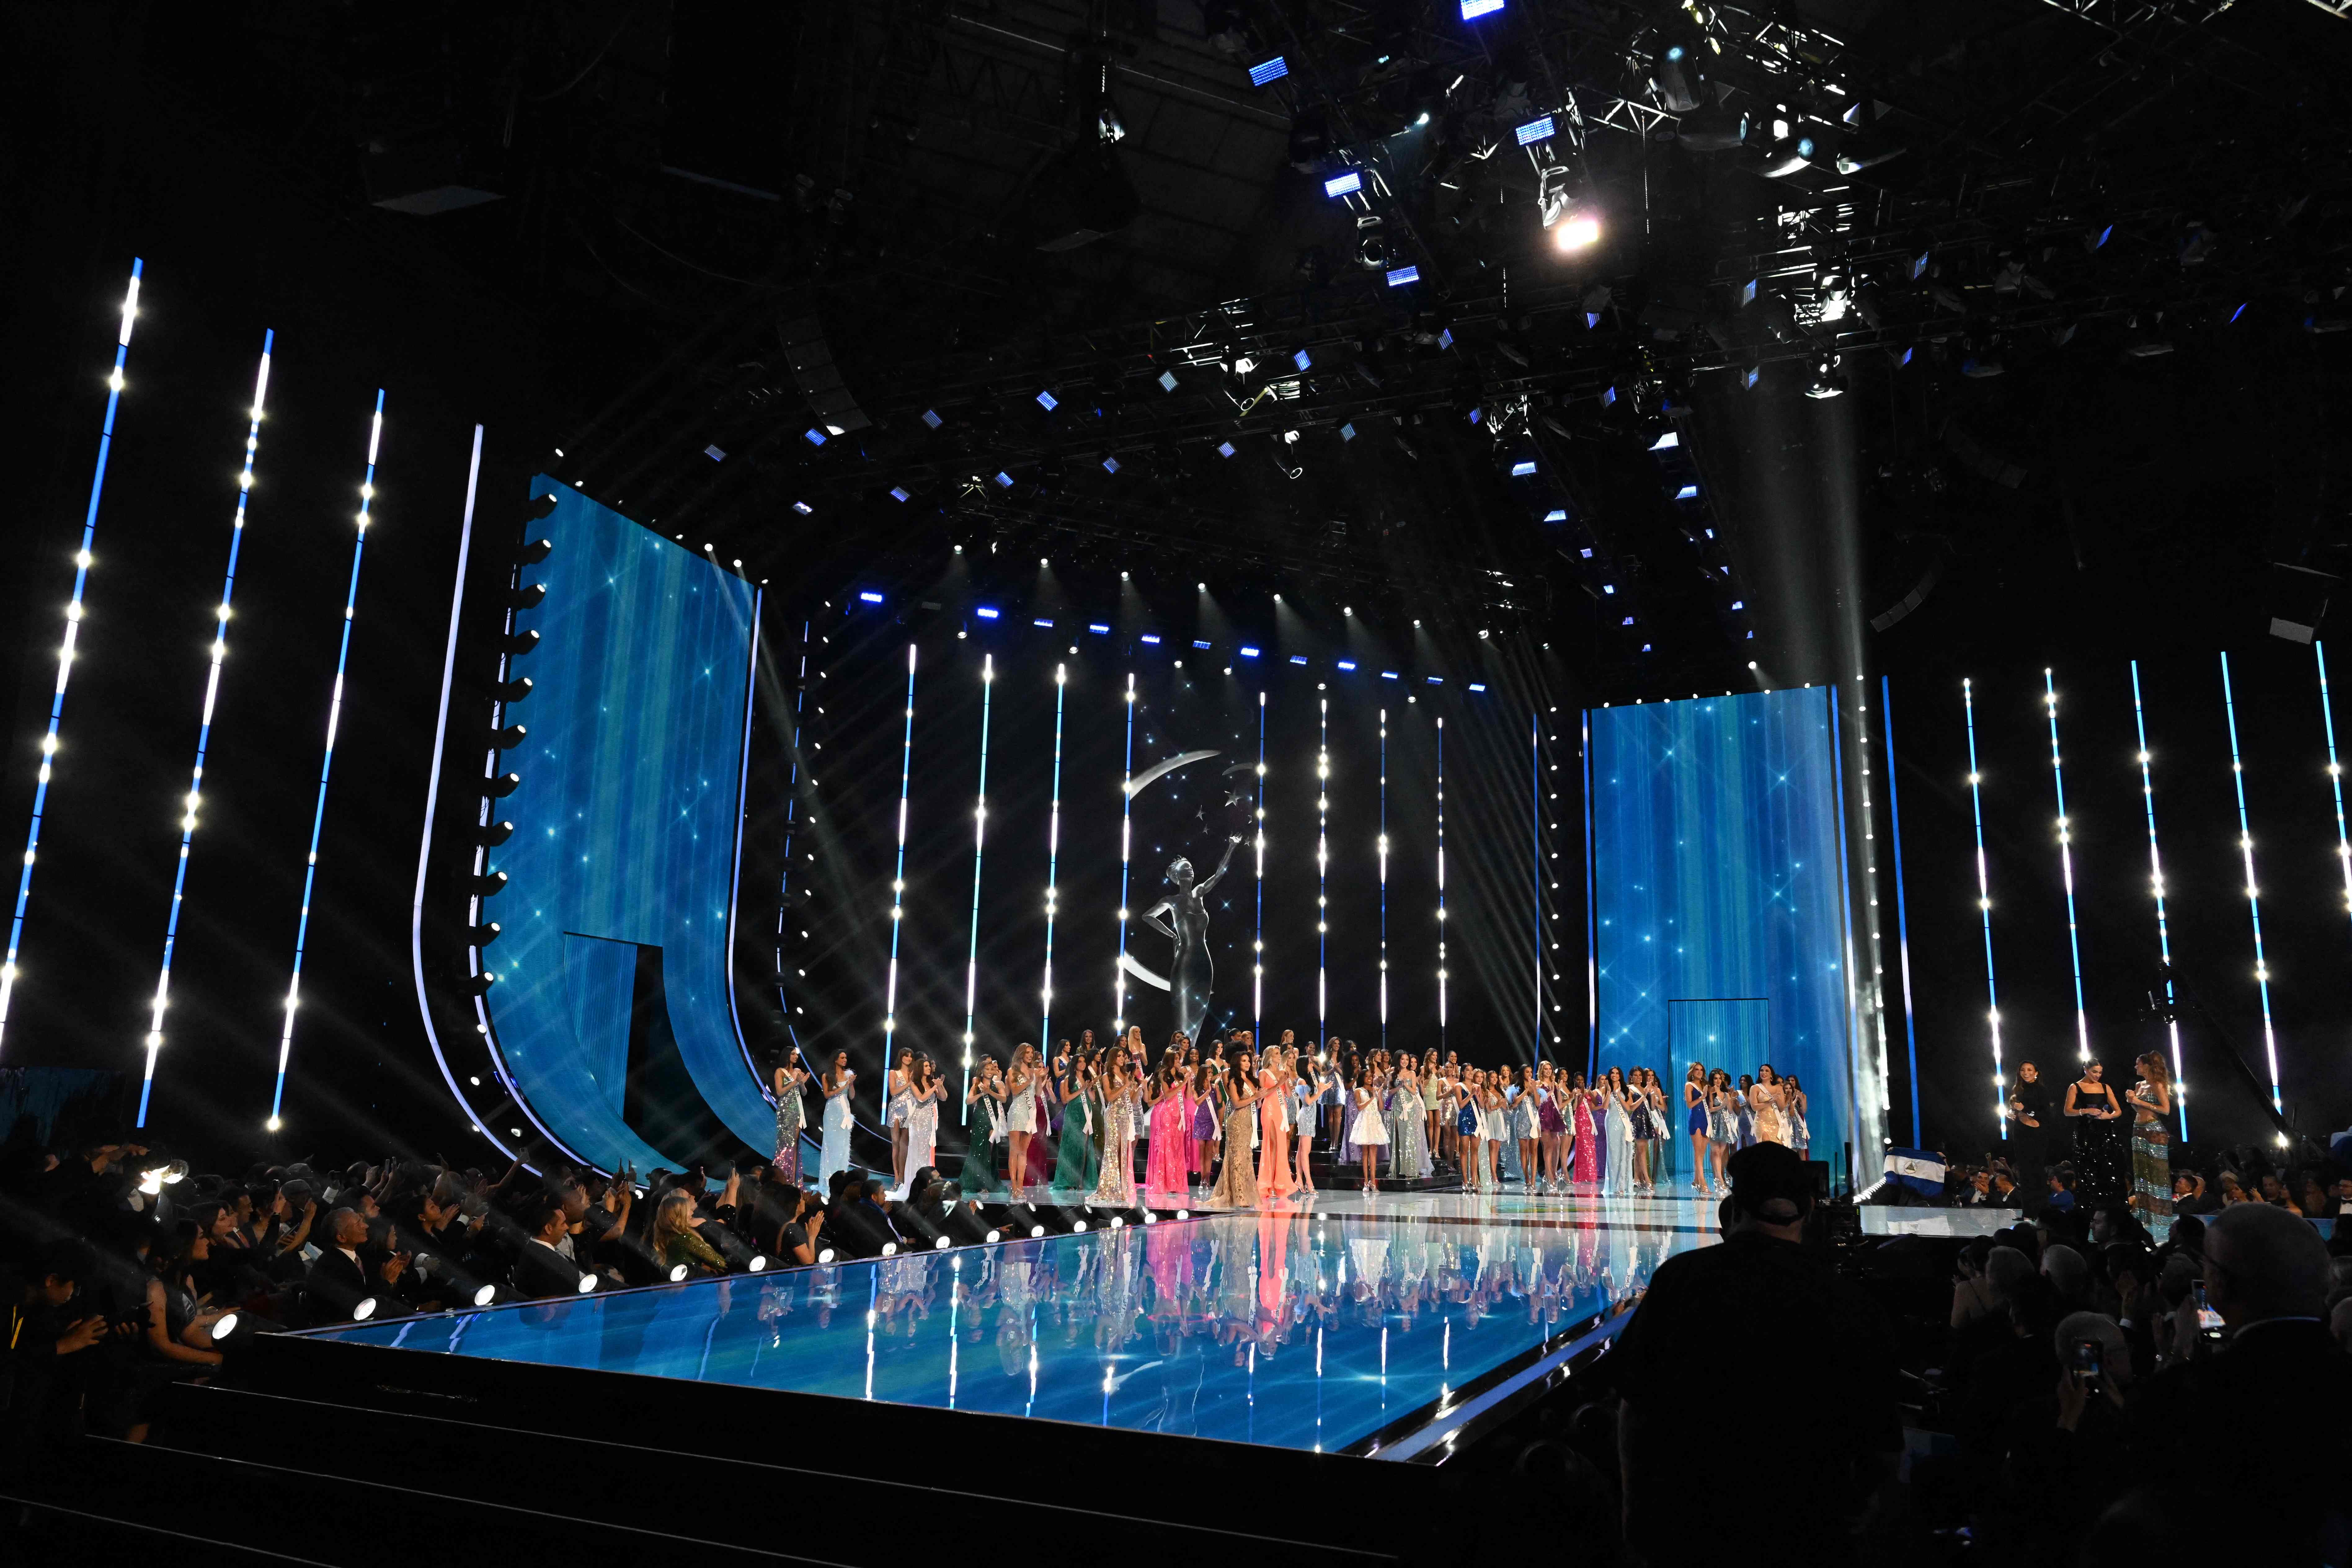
[
  {"left": 302, "top": 1207, "right": 393, "bottom": 1323},
  {"left": 2108, "top": 1201, "right": 2351, "bottom": 1561},
  {"left": 2169, "top": 1169, "right": 2216, "bottom": 1215},
  {"left": 2040, "top": 1243, "right": 2098, "bottom": 1316},
  {"left": 770, "top": 1187, "right": 823, "bottom": 1267},
  {"left": 2044, "top": 1163, "right": 2077, "bottom": 1215},
  {"left": 650, "top": 1190, "right": 724, "bottom": 1277},
  {"left": 509, "top": 1202, "right": 589, "bottom": 1299},
  {"left": 1986, "top": 1162, "right": 2023, "bottom": 1208}
]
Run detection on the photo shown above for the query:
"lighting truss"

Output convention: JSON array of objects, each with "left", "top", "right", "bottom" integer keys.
[
  {"left": 2042, "top": 670, "right": 2093, "bottom": 1064},
  {"left": 2218, "top": 652, "right": 2284, "bottom": 1115},
  {"left": 140, "top": 331, "right": 271, "bottom": 1109},
  {"left": 260, "top": 390, "right": 384, "bottom": 1132},
  {"left": 1963, "top": 679, "right": 2005, "bottom": 1137},
  {"left": 2128, "top": 661, "right": 2188, "bottom": 1139},
  {"left": 1, "top": 259, "right": 141, "bottom": 1056}
]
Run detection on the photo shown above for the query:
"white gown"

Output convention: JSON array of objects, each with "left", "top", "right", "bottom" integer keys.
[
  {"left": 1603, "top": 1091, "right": 1636, "bottom": 1196},
  {"left": 819, "top": 1071, "right": 857, "bottom": 1188},
  {"left": 1348, "top": 1087, "right": 1390, "bottom": 1147},
  {"left": 893, "top": 1088, "right": 939, "bottom": 1197}
]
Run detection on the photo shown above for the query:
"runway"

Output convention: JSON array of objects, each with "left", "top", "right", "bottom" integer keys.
[{"left": 297, "top": 1189, "right": 1997, "bottom": 1462}]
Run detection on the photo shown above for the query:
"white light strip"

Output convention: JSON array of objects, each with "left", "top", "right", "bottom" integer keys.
[
  {"left": 1114, "top": 671, "right": 1134, "bottom": 1030},
  {"left": 259, "top": 389, "right": 384, "bottom": 1131},
  {"left": 1037, "top": 663, "right": 1066, "bottom": 1066},
  {"left": 958, "top": 654, "right": 994, "bottom": 1118},
  {"left": 1854, "top": 679, "right": 1892, "bottom": 1112},
  {"left": 881, "top": 643, "right": 917, "bottom": 1061},
  {"left": 407, "top": 427, "right": 519, "bottom": 1160},
  {"left": 2129, "top": 660, "right": 2188, "bottom": 1139},
  {"left": 1436, "top": 716, "right": 1448, "bottom": 1040},
  {"left": 1963, "top": 679, "right": 2005, "bottom": 1137},
  {"left": 137, "top": 331, "right": 273, "bottom": 1122},
  {"left": 1317, "top": 698, "right": 1329, "bottom": 1044},
  {"left": 2319, "top": 641, "right": 2352, "bottom": 942},
  {"left": 1253, "top": 691, "right": 1265, "bottom": 1037},
  {"left": 1378, "top": 707, "right": 1388, "bottom": 1048},
  {"left": 2219, "top": 652, "right": 2284, "bottom": 1114},
  {"left": 2043, "top": 670, "right": 2092, "bottom": 1063},
  {"left": 1, "top": 259, "right": 141, "bottom": 1055}
]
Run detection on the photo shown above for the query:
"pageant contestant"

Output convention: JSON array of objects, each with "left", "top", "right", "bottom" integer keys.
[
  {"left": 1350, "top": 1068, "right": 1390, "bottom": 1191},
  {"left": 772, "top": 1054, "right": 811, "bottom": 1184},
  {"left": 1537, "top": 1063, "right": 1567, "bottom": 1192},
  {"left": 1143, "top": 1058, "right": 1192, "bottom": 1202},
  {"left": 1004, "top": 1044, "right": 1042, "bottom": 1194},
  {"left": 1293, "top": 1049, "right": 1322, "bottom": 1193},
  {"left": 1785, "top": 1073, "right": 1809, "bottom": 1158},
  {"left": 1513, "top": 1065, "right": 1542, "bottom": 1191},
  {"left": 885, "top": 1046, "right": 915, "bottom": 1188},
  {"left": 1258, "top": 1048, "right": 1297, "bottom": 1198},
  {"left": 1089, "top": 1055, "right": 1142, "bottom": 1205},
  {"left": 1602, "top": 1067, "right": 1636, "bottom": 1197},
  {"left": 960, "top": 1056, "right": 1006, "bottom": 1196},
  {"left": 894, "top": 1055, "right": 945, "bottom": 1196},
  {"left": 1209, "top": 1051, "right": 1262, "bottom": 1208},
  {"left": 1389, "top": 1057, "right": 1430, "bottom": 1179},
  {"left": 1683, "top": 1064, "right": 1709, "bottom": 1194},
  {"left": 1569, "top": 1072, "right": 1600, "bottom": 1187},
  {"left": 1752, "top": 1064, "right": 1789, "bottom": 1148},
  {"left": 819, "top": 1050, "right": 857, "bottom": 1188},
  {"left": 1704, "top": 1068, "right": 1737, "bottom": 1195},
  {"left": 1052, "top": 1053, "right": 1098, "bottom": 1194}
]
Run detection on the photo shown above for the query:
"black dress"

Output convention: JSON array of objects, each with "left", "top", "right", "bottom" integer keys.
[
  {"left": 2066, "top": 1078, "right": 2126, "bottom": 1204},
  {"left": 2008, "top": 1079, "right": 2051, "bottom": 1194}
]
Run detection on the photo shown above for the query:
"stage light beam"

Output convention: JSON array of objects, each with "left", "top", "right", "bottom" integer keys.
[
  {"left": 881, "top": 644, "right": 916, "bottom": 1065},
  {"left": 958, "top": 655, "right": 993, "bottom": 1117},
  {"left": 2219, "top": 653, "right": 2284, "bottom": 1115},
  {"left": 2043, "top": 671, "right": 2092, "bottom": 1064},
  {"left": 2129, "top": 661, "right": 2188, "bottom": 1139},
  {"left": 1963, "top": 680, "right": 2005, "bottom": 1136}
]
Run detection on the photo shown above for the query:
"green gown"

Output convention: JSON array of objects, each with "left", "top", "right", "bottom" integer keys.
[{"left": 1052, "top": 1088, "right": 1101, "bottom": 1193}]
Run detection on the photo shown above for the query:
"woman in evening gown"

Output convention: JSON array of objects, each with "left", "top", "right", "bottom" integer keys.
[
  {"left": 1752, "top": 1063, "right": 1790, "bottom": 1148},
  {"left": 1537, "top": 1064, "right": 1567, "bottom": 1191},
  {"left": 2124, "top": 1051, "right": 2175, "bottom": 1235},
  {"left": 1704, "top": 1068, "right": 1738, "bottom": 1194},
  {"left": 1258, "top": 1052, "right": 1296, "bottom": 1198},
  {"left": 1052, "top": 1055, "right": 1098, "bottom": 1194},
  {"left": 1089, "top": 1057, "right": 1142, "bottom": 1205},
  {"left": 1733, "top": 1074, "right": 1757, "bottom": 1150},
  {"left": 818, "top": 1051, "right": 857, "bottom": 1190},
  {"left": 1514, "top": 1066, "right": 1543, "bottom": 1190},
  {"left": 1190, "top": 1061, "right": 1220, "bottom": 1197},
  {"left": 958, "top": 1056, "right": 1005, "bottom": 1196},
  {"left": 771, "top": 1054, "right": 810, "bottom": 1184},
  {"left": 1784, "top": 1074, "right": 1810, "bottom": 1157},
  {"left": 2064, "top": 1060, "right": 2128, "bottom": 1205},
  {"left": 1682, "top": 1063, "right": 1710, "bottom": 1193},
  {"left": 1388, "top": 1059, "right": 1429, "bottom": 1179},
  {"left": 894, "top": 1054, "right": 945, "bottom": 1196},
  {"left": 1292, "top": 1050, "right": 1320, "bottom": 1194},
  {"left": 1349, "top": 1070, "right": 1390, "bottom": 1191},
  {"left": 884, "top": 1047, "right": 914, "bottom": 1189},
  {"left": 1602, "top": 1067, "right": 1637, "bottom": 1197},
  {"left": 1625, "top": 1068, "right": 1656, "bottom": 1192},
  {"left": 1568, "top": 1072, "right": 1600, "bottom": 1187},
  {"left": 1004, "top": 1044, "right": 1041, "bottom": 1197},
  {"left": 1144, "top": 1060, "right": 1192, "bottom": 1200},
  {"left": 1208, "top": 1051, "right": 1262, "bottom": 1209}
]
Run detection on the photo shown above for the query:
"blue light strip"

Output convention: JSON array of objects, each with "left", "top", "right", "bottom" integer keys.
[
  {"left": 1827, "top": 689, "right": 1862, "bottom": 1177},
  {"left": 1, "top": 259, "right": 141, "bottom": 1055},
  {"left": 1037, "top": 663, "right": 1066, "bottom": 1059},
  {"left": 958, "top": 655, "right": 994, "bottom": 1119},
  {"left": 1436, "top": 717, "right": 1449, "bottom": 1045},
  {"left": 140, "top": 331, "right": 274, "bottom": 1110},
  {"left": 1963, "top": 679, "right": 2005, "bottom": 1137},
  {"left": 1115, "top": 672, "right": 1135, "bottom": 1030},
  {"left": 2128, "top": 661, "right": 2188, "bottom": 1139},
  {"left": 880, "top": 643, "right": 917, "bottom": 1069},
  {"left": 1378, "top": 708, "right": 1388, "bottom": 1051},
  {"left": 2219, "top": 652, "right": 2284, "bottom": 1115},
  {"left": 1253, "top": 691, "right": 1265, "bottom": 1039},
  {"left": 1583, "top": 710, "right": 1597, "bottom": 1080},
  {"left": 2319, "top": 642, "right": 2352, "bottom": 948},
  {"left": 1880, "top": 677, "right": 1922, "bottom": 1146},
  {"left": 2042, "top": 670, "right": 2092, "bottom": 1064},
  {"left": 1317, "top": 698, "right": 1330, "bottom": 1046},
  {"left": 260, "top": 389, "right": 385, "bottom": 1131},
  {"left": 1530, "top": 711, "right": 1543, "bottom": 1059}
]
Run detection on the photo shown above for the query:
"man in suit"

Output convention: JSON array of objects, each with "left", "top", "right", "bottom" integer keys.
[
  {"left": 509, "top": 1203, "right": 588, "bottom": 1299},
  {"left": 301, "top": 1207, "right": 379, "bottom": 1323},
  {"left": 2108, "top": 1201, "right": 2349, "bottom": 1560}
]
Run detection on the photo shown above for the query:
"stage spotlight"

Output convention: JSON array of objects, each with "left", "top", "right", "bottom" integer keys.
[
  {"left": 507, "top": 583, "right": 546, "bottom": 611},
  {"left": 463, "top": 972, "right": 498, "bottom": 996},
  {"left": 1675, "top": 102, "right": 1746, "bottom": 152},
  {"left": 817, "top": 1248, "right": 837, "bottom": 1264},
  {"left": 471, "top": 1283, "right": 498, "bottom": 1307},
  {"left": 1758, "top": 122, "right": 1815, "bottom": 178},
  {"left": 1553, "top": 210, "right": 1600, "bottom": 251},
  {"left": 467, "top": 871, "right": 508, "bottom": 897},
  {"left": 881, "top": 1241, "right": 899, "bottom": 1256},
  {"left": 352, "top": 1296, "right": 379, "bottom": 1322},
  {"left": 467, "top": 922, "right": 501, "bottom": 947},
  {"left": 517, "top": 537, "right": 554, "bottom": 565},
  {"left": 491, "top": 723, "right": 528, "bottom": 750},
  {"left": 668, "top": 1264, "right": 690, "bottom": 1281},
  {"left": 748, "top": 1254, "right": 769, "bottom": 1272},
  {"left": 485, "top": 772, "right": 521, "bottom": 798},
  {"left": 212, "top": 1311, "right": 241, "bottom": 1339},
  {"left": 476, "top": 820, "right": 515, "bottom": 847},
  {"left": 933, "top": 1235, "right": 951, "bottom": 1250},
  {"left": 500, "top": 629, "right": 539, "bottom": 657},
  {"left": 492, "top": 676, "right": 534, "bottom": 703},
  {"left": 1804, "top": 353, "right": 1848, "bottom": 399},
  {"left": 576, "top": 1273, "right": 598, "bottom": 1294}
]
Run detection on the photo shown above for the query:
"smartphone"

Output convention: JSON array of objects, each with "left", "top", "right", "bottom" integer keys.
[
  {"left": 2192, "top": 1281, "right": 2224, "bottom": 1338},
  {"left": 2070, "top": 1339, "right": 2103, "bottom": 1397}
]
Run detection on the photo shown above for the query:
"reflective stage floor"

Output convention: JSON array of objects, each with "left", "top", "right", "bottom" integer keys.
[{"left": 301, "top": 1191, "right": 1995, "bottom": 1461}]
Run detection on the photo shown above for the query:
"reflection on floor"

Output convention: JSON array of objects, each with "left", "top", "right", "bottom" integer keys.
[{"left": 304, "top": 1191, "right": 1998, "bottom": 1458}]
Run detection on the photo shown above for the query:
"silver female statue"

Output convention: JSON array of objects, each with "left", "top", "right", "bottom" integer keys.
[{"left": 1138, "top": 836, "right": 1241, "bottom": 1046}]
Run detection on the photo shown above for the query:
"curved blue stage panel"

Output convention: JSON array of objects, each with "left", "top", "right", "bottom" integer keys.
[
  {"left": 481, "top": 479, "right": 768, "bottom": 1172},
  {"left": 1587, "top": 689, "right": 1863, "bottom": 1174}
]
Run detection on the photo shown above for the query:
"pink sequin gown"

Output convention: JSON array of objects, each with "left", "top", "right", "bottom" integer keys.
[
  {"left": 1145, "top": 1086, "right": 1193, "bottom": 1198},
  {"left": 1570, "top": 1092, "right": 1601, "bottom": 1184}
]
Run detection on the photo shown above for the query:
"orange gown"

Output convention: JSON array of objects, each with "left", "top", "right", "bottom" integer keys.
[{"left": 1257, "top": 1071, "right": 1296, "bottom": 1197}]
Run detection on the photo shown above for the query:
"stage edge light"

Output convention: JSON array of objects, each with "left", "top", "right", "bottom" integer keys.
[
  {"left": 2042, "top": 671, "right": 2092, "bottom": 1066},
  {"left": 2318, "top": 642, "right": 2352, "bottom": 941},
  {"left": 139, "top": 330, "right": 272, "bottom": 1115},
  {"left": 2219, "top": 653, "right": 2284, "bottom": 1114},
  {"left": 2129, "top": 661, "right": 2188, "bottom": 1139},
  {"left": 958, "top": 655, "right": 994, "bottom": 1116},
  {"left": 1, "top": 258, "right": 141, "bottom": 1056},
  {"left": 258, "top": 390, "right": 384, "bottom": 1132},
  {"left": 1963, "top": 679, "right": 2006, "bottom": 1137}
]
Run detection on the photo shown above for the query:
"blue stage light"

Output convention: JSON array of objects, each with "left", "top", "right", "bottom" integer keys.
[
  {"left": 2320, "top": 642, "right": 2352, "bottom": 948},
  {"left": 793, "top": 501, "right": 813, "bottom": 514},
  {"left": 975, "top": 607, "right": 1000, "bottom": 620},
  {"left": 1730, "top": 600, "right": 1744, "bottom": 610},
  {"left": 1217, "top": 441, "right": 1236, "bottom": 458},
  {"left": 1036, "top": 390, "right": 1059, "bottom": 411},
  {"left": 1544, "top": 509, "right": 1567, "bottom": 522},
  {"left": 1088, "top": 623, "right": 1110, "bottom": 634},
  {"left": 1033, "top": 618, "right": 1054, "bottom": 628},
  {"left": 140, "top": 331, "right": 273, "bottom": 1109},
  {"left": 1253, "top": 691, "right": 1266, "bottom": 1034},
  {"left": 1340, "top": 423, "right": 1356, "bottom": 442},
  {"left": 1649, "top": 431, "right": 1680, "bottom": 450},
  {"left": 1436, "top": 717, "right": 1449, "bottom": 1039},
  {"left": 257, "top": 389, "right": 385, "bottom": 1131},
  {"left": 1386, "top": 265, "right": 1420, "bottom": 287},
  {"left": 1038, "top": 664, "right": 1067, "bottom": 1053},
  {"left": 2219, "top": 653, "right": 2284, "bottom": 1114},
  {"left": 1323, "top": 171, "right": 1360, "bottom": 197},
  {"left": 1378, "top": 707, "right": 1389, "bottom": 1045},
  {"left": 1193, "top": 640, "right": 1212, "bottom": 650},
  {"left": 889, "top": 487, "right": 909, "bottom": 502},
  {"left": 859, "top": 591, "right": 885, "bottom": 604},
  {"left": 1882, "top": 677, "right": 1923, "bottom": 1145},
  {"left": 1140, "top": 634, "right": 1160, "bottom": 645},
  {"left": 1102, "top": 457, "right": 1120, "bottom": 474},
  {"left": 1426, "top": 676, "right": 1442, "bottom": 685},
  {"left": 1620, "top": 617, "right": 1634, "bottom": 627},
  {"left": 803, "top": 428, "right": 826, "bottom": 445},
  {"left": 1240, "top": 646, "right": 1261, "bottom": 658},
  {"left": 1337, "top": 661, "right": 1357, "bottom": 672},
  {"left": 1380, "top": 671, "right": 1399, "bottom": 681},
  {"left": 1963, "top": 678, "right": 2005, "bottom": 1135},
  {"left": 1603, "top": 585, "right": 1616, "bottom": 595},
  {"left": 2128, "top": 661, "right": 2188, "bottom": 1139},
  {"left": 1158, "top": 370, "right": 1177, "bottom": 392},
  {"left": 1289, "top": 655, "right": 1307, "bottom": 665},
  {"left": 1317, "top": 698, "right": 1330, "bottom": 1041},
  {"left": 1, "top": 259, "right": 140, "bottom": 1054},
  {"left": 1462, "top": 0, "right": 1504, "bottom": 16},
  {"left": 1114, "top": 672, "right": 1137, "bottom": 1030},
  {"left": 958, "top": 655, "right": 994, "bottom": 1108},
  {"left": 1510, "top": 460, "right": 1537, "bottom": 476},
  {"left": 921, "top": 409, "right": 942, "bottom": 429},
  {"left": 1515, "top": 115, "right": 1554, "bottom": 145},
  {"left": 1293, "top": 348, "right": 1312, "bottom": 370},
  {"left": 1675, "top": 483, "right": 1699, "bottom": 500},
  {"left": 1468, "top": 683, "right": 1486, "bottom": 693},
  {"left": 994, "top": 471, "right": 1013, "bottom": 487},
  {"left": 1249, "top": 56, "right": 1288, "bottom": 86}
]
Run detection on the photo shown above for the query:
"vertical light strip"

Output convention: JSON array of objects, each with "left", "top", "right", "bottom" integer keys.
[
  {"left": 258, "top": 389, "right": 385, "bottom": 1130},
  {"left": 1253, "top": 691, "right": 1265, "bottom": 1039},
  {"left": 408, "top": 428, "right": 519, "bottom": 1161},
  {"left": 1879, "top": 677, "right": 1922, "bottom": 1146},
  {"left": 2042, "top": 669, "right": 2092, "bottom": 1064},
  {"left": 140, "top": 331, "right": 273, "bottom": 1104},
  {"left": 1316, "top": 698, "right": 1329, "bottom": 1046},
  {"left": 1826, "top": 690, "right": 1863, "bottom": 1175},
  {"left": 2219, "top": 652, "right": 2284, "bottom": 1115},
  {"left": 1036, "top": 663, "right": 1066, "bottom": 1070},
  {"left": 1, "top": 259, "right": 142, "bottom": 1055},
  {"left": 880, "top": 643, "right": 917, "bottom": 1061},
  {"left": 1435, "top": 716, "right": 1448, "bottom": 1045},
  {"left": 958, "top": 655, "right": 994, "bottom": 1118},
  {"left": 2319, "top": 641, "right": 2352, "bottom": 941},
  {"left": 2128, "top": 661, "right": 2188, "bottom": 1139},
  {"left": 723, "top": 590, "right": 764, "bottom": 1085},
  {"left": 776, "top": 617, "right": 810, "bottom": 1055},
  {"left": 1963, "top": 679, "right": 2005, "bottom": 1138},
  {"left": 1377, "top": 708, "right": 1388, "bottom": 1051},
  {"left": 1853, "top": 681, "right": 1893, "bottom": 1116},
  {"left": 1529, "top": 712, "right": 1543, "bottom": 1059},
  {"left": 1582, "top": 709, "right": 1596, "bottom": 1080},
  {"left": 1114, "top": 671, "right": 1135, "bottom": 1031}
]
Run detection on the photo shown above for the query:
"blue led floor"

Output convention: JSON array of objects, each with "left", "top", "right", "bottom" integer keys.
[{"left": 305, "top": 1198, "right": 1721, "bottom": 1455}]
